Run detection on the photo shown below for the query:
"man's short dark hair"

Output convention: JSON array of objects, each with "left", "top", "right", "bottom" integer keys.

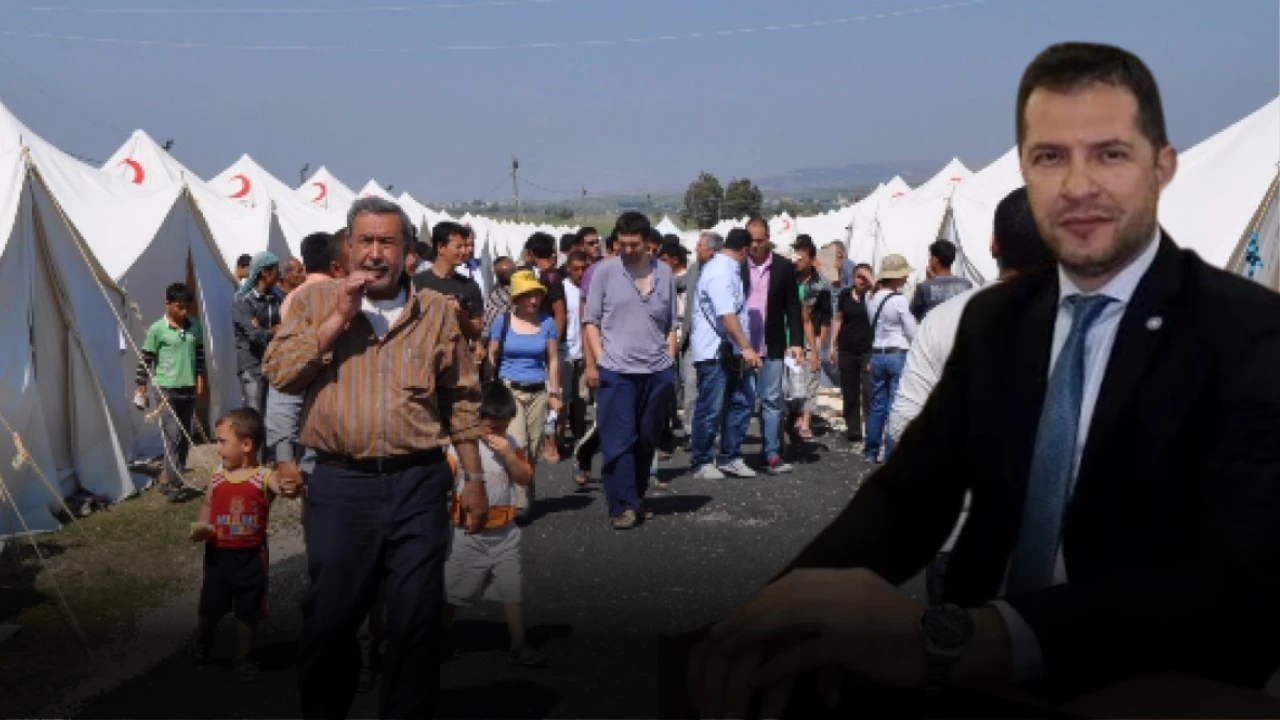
[
  {"left": 217, "top": 407, "right": 265, "bottom": 452},
  {"left": 791, "top": 235, "right": 817, "bottom": 258},
  {"left": 659, "top": 242, "right": 688, "bottom": 267},
  {"left": 928, "top": 239, "right": 958, "bottom": 269},
  {"left": 480, "top": 381, "right": 518, "bottom": 421},
  {"left": 560, "top": 233, "right": 580, "bottom": 253},
  {"left": 854, "top": 262, "right": 873, "bottom": 274},
  {"left": 647, "top": 228, "right": 664, "bottom": 245},
  {"left": 745, "top": 216, "right": 769, "bottom": 236},
  {"left": 236, "top": 254, "right": 252, "bottom": 269},
  {"left": 993, "top": 186, "right": 1056, "bottom": 273},
  {"left": 300, "top": 232, "right": 335, "bottom": 274},
  {"left": 1016, "top": 42, "right": 1168, "bottom": 151},
  {"left": 576, "top": 226, "right": 598, "bottom": 242},
  {"left": 431, "top": 221, "right": 468, "bottom": 252},
  {"left": 615, "top": 211, "right": 651, "bottom": 238},
  {"left": 604, "top": 231, "right": 618, "bottom": 253},
  {"left": 166, "top": 283, "right": 193, "bottom": 304},
  {"left": 567, "top": 249, "right": 589, "bottom": 266},
  {"left": 525, "top": 232, "right": 556, "bottom": 260},
  {"left": 415, "top": 240, "right": 434, "bottom": 263}
]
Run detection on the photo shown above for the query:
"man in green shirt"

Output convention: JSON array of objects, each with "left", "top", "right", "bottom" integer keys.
[{"left": 135, "top": 283, "right": 206, "bottom": 501}]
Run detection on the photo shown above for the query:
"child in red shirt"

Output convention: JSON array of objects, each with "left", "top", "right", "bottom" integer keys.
[{"left": 189, "top": 407, "right": 288, "bottom": 682}]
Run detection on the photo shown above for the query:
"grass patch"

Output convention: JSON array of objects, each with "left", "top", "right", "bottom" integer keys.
[{"left": 0, "top": 445, "right": 302, "bottom": 718}]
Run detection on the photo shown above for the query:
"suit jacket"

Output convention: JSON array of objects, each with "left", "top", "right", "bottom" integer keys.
[
  {"left": 781, "top": 235, "right": 1280, "bottom": 698},
  {"left": 740, "top": 252, "right": 805, "bottom": 360}
]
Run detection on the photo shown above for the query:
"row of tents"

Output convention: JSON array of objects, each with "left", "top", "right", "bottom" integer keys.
[{"left": 1, "top": 94, "right": 1277, "bottom": 540}]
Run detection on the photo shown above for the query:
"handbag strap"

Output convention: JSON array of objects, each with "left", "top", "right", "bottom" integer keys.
[{"left": 869, "top": 291, "right": 902, "bottom": 338}]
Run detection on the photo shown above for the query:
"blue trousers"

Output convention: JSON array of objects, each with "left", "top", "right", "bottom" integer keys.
[
  {"left": 690, "top": 359, "right": 755, "bottom": 468},
  {"left": 864, "top": 351, "right": 906, "bottom": 462},
  {"left": 755, "top": 358, "right": 785, "bottom": 462},
  {"left": 596, "top": 367, "right": 676, "bottom": 519},
  {"left": 296, "top": 454, "right": 452, "bottom": 719}
]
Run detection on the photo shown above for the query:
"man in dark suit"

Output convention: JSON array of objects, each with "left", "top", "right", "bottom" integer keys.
[
  {"left": 679, "top": 41, "right": 1280, "bottom": 717},
  {"left": 723, "top": 217, "right": 804, "bottom": 476}
]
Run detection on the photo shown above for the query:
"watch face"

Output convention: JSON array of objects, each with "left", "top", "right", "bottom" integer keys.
[{"left": 923, "top": 606, "right": 973, "bottom": 650}]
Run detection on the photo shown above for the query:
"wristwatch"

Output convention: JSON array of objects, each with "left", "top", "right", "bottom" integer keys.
[
  {"left": 918, "top": 603, "right": 974, "bottom": 694},
  {"left": 464, "top": 472, "right": 487, "bottom": 485}
]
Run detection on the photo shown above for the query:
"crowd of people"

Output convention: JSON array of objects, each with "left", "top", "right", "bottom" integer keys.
[{"left": 122, "top": 39, "right": 1280, "bottom": 720}]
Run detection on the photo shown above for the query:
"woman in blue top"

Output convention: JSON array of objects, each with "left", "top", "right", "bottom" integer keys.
[{"left": 487, "top": 269, "right": 561, "bottom": 523}]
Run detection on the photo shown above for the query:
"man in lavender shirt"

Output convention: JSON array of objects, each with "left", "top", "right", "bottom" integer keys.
[{"left": 584, "top": 212, "right": 678, "bottom": 530}]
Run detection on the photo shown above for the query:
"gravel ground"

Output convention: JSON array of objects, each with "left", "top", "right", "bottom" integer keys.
[{"left": 72, "top": 418, "right": 926, "bottom": 719}]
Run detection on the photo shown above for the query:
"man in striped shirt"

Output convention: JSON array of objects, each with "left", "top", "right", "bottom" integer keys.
[
  {"left": 135, "top": 282, "right": 205, "bottom": 502},
  {"left": 263, "top": 196, "right": 486, "bottom": 720}
]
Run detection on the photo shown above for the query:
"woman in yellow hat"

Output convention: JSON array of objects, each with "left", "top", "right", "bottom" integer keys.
[{"left": 486, "top": 269, "right": 563, "bottom": 523}]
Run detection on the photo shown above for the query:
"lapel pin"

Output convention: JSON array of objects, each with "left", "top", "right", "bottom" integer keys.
[{"left": 1146, "top": 316, "right": 1163, "bottom": 331}]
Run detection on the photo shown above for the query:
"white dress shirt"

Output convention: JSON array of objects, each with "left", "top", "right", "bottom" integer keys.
[
  {"left": 992, "top": 230, "right": 1162, "bottom": 682},
  {"left": 562, "top": 278, "right": 583, "bottom": 361},
  {"left": 888, "top": 285, "right": 985, "bottom": 442}
]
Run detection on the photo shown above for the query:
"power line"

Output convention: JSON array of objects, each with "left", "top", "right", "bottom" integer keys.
[
  {"left": 0, "top": 1, "right": 989, "bottom": 53},
  {"left": 0, "top": 47, "right": 131, "bottom": 139},
  {"left": 24, "top": 0, "right": 604, "bottom": 14}
]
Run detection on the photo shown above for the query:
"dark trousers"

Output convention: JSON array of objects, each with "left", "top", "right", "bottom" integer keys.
[
  {"left": 296, "top": 455, "right": 452, "bottom": 720},
  {"left": 158, "top": 387, "right": 195, "bottom": 490},
  {"left": 837, "top": 353, "right": 870, "bottom": 440},
  {"left": 596, "top": 366, "right": 676, "bottom": 518}
]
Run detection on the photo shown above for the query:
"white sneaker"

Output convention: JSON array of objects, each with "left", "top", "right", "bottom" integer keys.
[
  {"left": 692, "top": 464, "right": 725, "bottom": 480},
  {"left": 717, "top": 459, "right": 757, "bottom": 478}
]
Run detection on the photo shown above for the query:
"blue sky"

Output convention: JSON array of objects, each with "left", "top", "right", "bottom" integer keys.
[{"left": 0, "top": 0, "right": 1275, "bottom": 202}]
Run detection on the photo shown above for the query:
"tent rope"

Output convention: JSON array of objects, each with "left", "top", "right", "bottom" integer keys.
[
  {"left": 23, "top": 153, "right": 204, "bottom": 490},
  {"left": 0, "top": 468, "right": 87, "bottom": 644}
]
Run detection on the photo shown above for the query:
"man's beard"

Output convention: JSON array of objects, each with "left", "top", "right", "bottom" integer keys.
[
  {"left": 1051, "top": 190, "right": 1159, "bottom": 281},
  {"left": 361, "top": 260, "right": 402, "bottom": 298}
]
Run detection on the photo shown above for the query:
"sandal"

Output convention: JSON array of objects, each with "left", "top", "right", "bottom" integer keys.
[{"left": 612, "top": 509, "right": 638, "bottom": 530}]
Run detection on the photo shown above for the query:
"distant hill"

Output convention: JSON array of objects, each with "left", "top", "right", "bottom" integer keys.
[{"left": 755, "top": 162, "right": 936, "bottom": 191}]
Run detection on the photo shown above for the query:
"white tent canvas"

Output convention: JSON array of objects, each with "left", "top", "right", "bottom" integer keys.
[
  {"left": 209, "top": 155, "right": 344, "bottom": 258},
  {"left": 299, "top": 166, "right": 357, "bottom": 213},
  {"left": 875, "top": 159, "right": 973, "bottom": 282},
  {"left": 949, "top": 147, "right": 1023, "bottom": 282},
  {"left": 1159, "top": 97, "right": 1280, "bottom": 271},
  {"left": 0, "top": 149, "right": 142, "bottom": 538}
]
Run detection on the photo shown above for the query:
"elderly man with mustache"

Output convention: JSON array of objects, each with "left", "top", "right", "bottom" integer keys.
[{"left": 264, "top": 196, "right": 486, "bottom": 720}]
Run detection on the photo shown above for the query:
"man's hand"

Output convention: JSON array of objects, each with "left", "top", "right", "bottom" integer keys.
[
  {"left": 459, "top": 479, "right": 490, "bottom": 534},
  {"left": 742, "top": 348, "right": 764, "bottom": 370},
  {"left": 809, "top": 349, "right": 822, "bottom": 373},
  {"left": 548, "top": 394, "right": 564, "bottom": 413},
  {"left": 276, "top": 461, "right": 304, "bottom": 499},
  {"left": 708, "top": 568, "right": 926, "bottom": 692},
  {"left": 195, "top": 376, "right": 206, "bottom": 400},
  {"left": 481, "top": 432, "right": 513, "bottom": 457},
  {"left": 334, "top": 273, "right": 372, "bottom": 323},
  {"left": 585, "top": 364, "right": 599, "bottom": 389}
]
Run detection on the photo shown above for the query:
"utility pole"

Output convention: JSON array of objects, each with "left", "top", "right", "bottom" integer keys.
[
  {"left": 511, "top": 155, "right": 522, "bottom": 222},
  {"left": 580, "top": 184, "right": 587, "bottom": 218},
  {"left": 300, "top": 163, "right": 309, "bottom": 185}
]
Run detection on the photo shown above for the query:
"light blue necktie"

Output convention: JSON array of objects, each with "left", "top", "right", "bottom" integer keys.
[{"left": 1006, "top": 293, "right": 1114, "bottom": 595}]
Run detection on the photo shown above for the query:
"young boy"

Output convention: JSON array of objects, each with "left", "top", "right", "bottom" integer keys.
[
  {"left": 442, "top": 382, "right": 544, "bottom": 666},
  {"left": 135, "top": 282, "right": 205, "bottom": 501},
  {"left": 189, "top": 407, "right": 290, "bottom": 682}
]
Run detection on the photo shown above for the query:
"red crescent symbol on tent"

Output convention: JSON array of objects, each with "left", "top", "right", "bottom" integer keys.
[
  {"left": 892, "top": 191, "right": 906, "bottom": 198},
  {"left": 119, "top": 159, "right": 145, "bottom": 185},
  {"left": 950, "top": 176, "right": 963, "bottom": 182},
  {"left": 781, "top": 218, "right": 792, "bottom": 233},
  {"left": 312, "top": 182, "right": 327, "bottom": 203},
  {"left": 229, "top": 174, "right": 251, "bottom": 199}
]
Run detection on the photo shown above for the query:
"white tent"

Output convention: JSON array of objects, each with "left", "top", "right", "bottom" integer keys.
[
  {"left": 298, "top": 166, "right": 357, "bottom": 213},
  {"left": 875, "top": 158, "right": 973, "bottom": 282},
  {"left": 357, "top": 179, "right": 396, "bottom": 202},
  {"left": 1159, "top": 97, "right": 1280, "bottom": 281},
  {"left": 949, "top": 147, "right": 1023, "bottom": 283},
  {"left": 209, "top": 155, "right": 344, "bottom": 258},
  {"left": 654, "top": 215, "right": 682, "bottom": 237},
  {"left": 0, "top": 147, "right": 143, "bottom": 537},
  {"left": 101, "top": 131, "right": 244, "bottom": 434}
]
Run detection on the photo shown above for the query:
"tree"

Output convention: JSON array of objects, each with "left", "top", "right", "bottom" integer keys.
[
  {"left": 681, "top": 172, "right": 723, "bottom": 229},
  {"left": 545, "top": 205, "right": 575, "bottom": 222},
  {"left": 722, "top": 178, "right": 763, "bottom": 220}
]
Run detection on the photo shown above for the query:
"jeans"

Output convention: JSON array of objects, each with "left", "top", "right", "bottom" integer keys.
[
  {"left": 596, "top": 367, "right": 676, "bottom": 519},
  {"left": 157, "top": 387, "right": 195, "bottom": 490},
  {"left": 239, "top": 369, "right": 267, "bottom": 416},
  {"left": 755, "top": 359, "right": 785, "bottom": 462},
  {"left": 690, "top": 360, "right": 755, "bottom": 468},
  {"left": 296, "top": 454, "right": 452, "bottom": 719},
  {"left": 864, "top": 351, "right": 907, "bottom": 462},
  {"left": 680, "top": 350, "right": 698, "bottom": 431}
]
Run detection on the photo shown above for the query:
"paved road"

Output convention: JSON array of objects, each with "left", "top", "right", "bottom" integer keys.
[{"left": 74, "top": 425, "right": 925, "bottom": 719}]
